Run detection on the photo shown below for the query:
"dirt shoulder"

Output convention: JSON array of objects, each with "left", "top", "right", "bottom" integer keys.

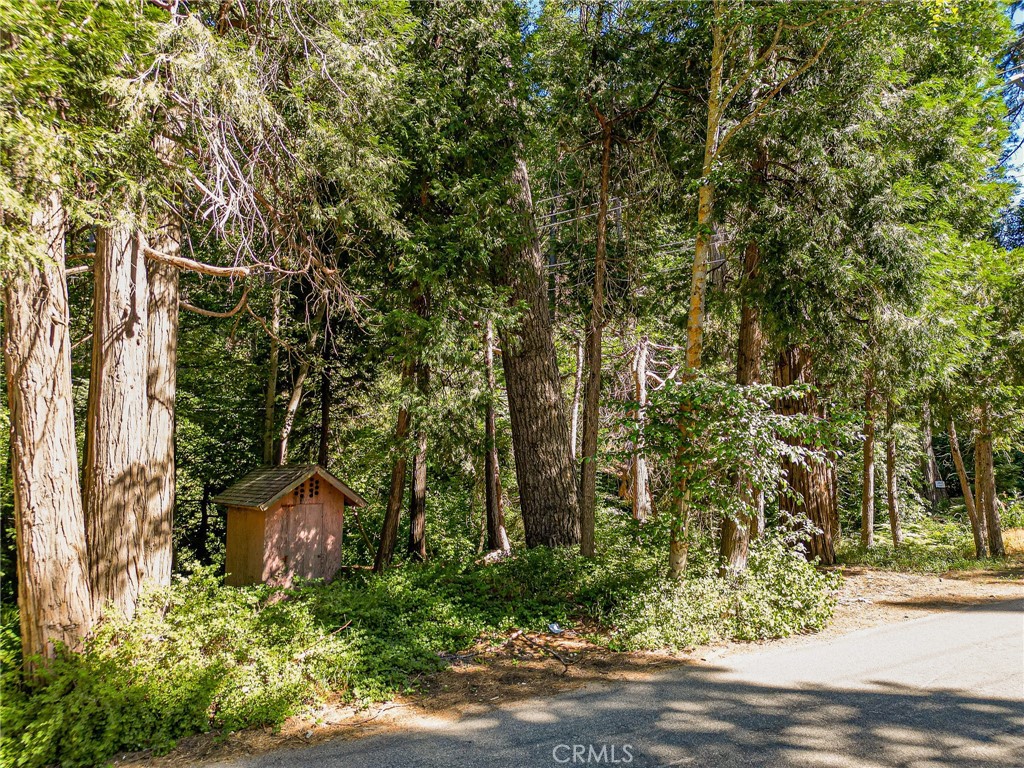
[{"left": 115, "top": 562, "right": 1023, "bottom": 768}]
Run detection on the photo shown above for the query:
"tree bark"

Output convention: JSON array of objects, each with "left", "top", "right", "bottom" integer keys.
[
  {"left": 407, "top": 362, "right": 429, "bottom": 562},
  {"left": 493, "top": 158, "right": 580, "bottom": 548},
  {"left": 920, "top": 401, "right": 945, "bottom": 510},
  {"left": 143, "top": 212, "right": 180, "bottom": 588},
  {"left": 569, "top": 336, "right": 584, "bottom": 462},
  {"left": 579, "top": 124, "right": 613, "bottom": 557},
  {"left": 720, "top": 237, "right": 764, "bottom": 574},
  {"left": 3, "top": 189, "right": 94, "bottom": 665},
  {"left": 484, "top": 320, "right": 510, "bottom": 552},
  {"left": 885, "top": 398, "right": 903, "bottom": 548},
  {"left": 949, "top": 418, "right": 985, "bottom": 558},
  {"left": 975, "top": 402, "right": 1004, "bottom": 557},
  {"left": 774, "top": 346, "right": 838, "bottom": 565},
  {"left": 374, "top": 361, "right": 414, "bottom": 571},
  {"left": 84, "top": 222, "right": 149, "bottom": 620},
  {"left": 630, "top": 336, "right": 652, "bottom": 523},
  {"left": 861, "top": 369, "right": 875, "bottom": 548},
  {"left": 262, "top": 285, "right": 281, "bottom": 464}
]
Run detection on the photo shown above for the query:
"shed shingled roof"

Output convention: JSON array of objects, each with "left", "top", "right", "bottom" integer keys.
[{"left": 212, "top": 464, "right": 367, "bottom": 511}]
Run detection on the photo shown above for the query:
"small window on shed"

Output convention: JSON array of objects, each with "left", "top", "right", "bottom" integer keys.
[{"left": 312, "top": 478, "right": 320, "bottom": 497}]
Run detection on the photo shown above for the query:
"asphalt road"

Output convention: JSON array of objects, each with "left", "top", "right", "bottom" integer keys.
[{"left": 218, "top": 596, "right": 1024, "bottom": 768}]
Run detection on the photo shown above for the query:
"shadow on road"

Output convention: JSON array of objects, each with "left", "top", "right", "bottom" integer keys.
[{"left": 245, "top": 666, "right": 1024, "bottom": 768}]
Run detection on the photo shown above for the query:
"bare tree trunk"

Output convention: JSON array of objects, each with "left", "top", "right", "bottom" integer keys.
[
  {"left": 3, "top": 189, "right": 93, "bottom": 665},
  {"left": 262, "top": 285, "right": 281, "bottom": 464},
  {"left": 318, "top": 364, "right": 331, "bottom": 466},
  {"left": 484, "top": 319, "right": 509, "bottom": 552},
  {"left": 198, "top": 482, "right": 211, "bottom": 565},
  {"left": 579, "top": 124, "right": 613, "bottom": 558},
  {"left": 720, "top": 237, "right": 764, "bottom": 574},
  {"left": 630, "top": 336, "right": 652, "bottom": 523},
  {"left": 374, "top": 362, "right": 414, "bottom": 571},
  {"left": 277, "top": 305, "right": 325, "bottom": 464},
  {"left": 774, "top": 346, "right": 838, "bottom": 565},
  {"left": 885, "top": 398, "right": 903, "bottom": 548},
  {"left": 84, "top": 222, "right": 149, "bottom": 620},
  {"left": 569, "top": 336, "right": 584, "bottom": 461},
  {"left": 920, "top": 401, "right": 945, "bottom": 510},
  {"left": 861, "top": 369, "right": 876, "bottom": 548},
  {"left": 143, "top": 212, "right": 180, "bottom": 588},
  {"left": 975, "top": 402, "right": 1004, "bottom": 557},
  {"left": 493, "top": 158, "right": 579, "bottom": 548},
  {"left": 949, "top": 418, "right": 985, "bottom": 558},
  {"left": 407, "top": 362, "right": 429, "bottom": 562}
]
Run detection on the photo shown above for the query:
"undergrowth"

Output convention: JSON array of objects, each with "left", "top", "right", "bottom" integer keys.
[
  {"left": 835, "top": 512, "right": 1015, "bottom": 573},
  {"left": 2, "top": 523, "right": 836, "bottom": 768}
]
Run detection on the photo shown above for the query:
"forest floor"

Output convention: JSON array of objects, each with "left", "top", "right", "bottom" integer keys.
[{"left": 114, "top": 559, "right": 1024, "bottom": 768}]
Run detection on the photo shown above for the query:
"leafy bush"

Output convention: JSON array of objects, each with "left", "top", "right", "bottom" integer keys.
[
  {"left": 3, "top": 522, "right": 838, "bottom": 768},
  {"left": 606, "top": 536, "right": 840, "bottom": 650}
]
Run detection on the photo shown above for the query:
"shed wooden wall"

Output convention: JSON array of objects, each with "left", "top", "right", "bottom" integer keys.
[
  {"left": 262, "top": 477, "right": 345, "bottom": 587},
  {"left": 225, "top": 507, "right": 267, "bottom": 586}
]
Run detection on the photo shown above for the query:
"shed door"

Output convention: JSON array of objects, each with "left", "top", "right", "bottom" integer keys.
[{"left": 288, "top": 503, "right": 325, "bottom": 580}]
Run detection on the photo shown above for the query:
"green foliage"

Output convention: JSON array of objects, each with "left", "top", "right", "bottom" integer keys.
[
  {"left": 836, "top": 513, "right": 1005, "bottom": 573},
  {"left": 3, "top": 517, "right": 839, "bottom": 768},
  {"left": 608, "top": 536, "right": 840, "bottom": 651}
]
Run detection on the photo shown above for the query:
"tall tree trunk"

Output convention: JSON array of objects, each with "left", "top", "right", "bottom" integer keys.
[
  {"left": 143, "top": 212, "right": 180, "bottom": 588},
  {"left": 975, "top": 402, "right": 1004, "bottom": 557},
  {"left": 3, "top": 189, "right": 93, "bottom": 665},
  {"left": 262, "top": 285, "right": 282, "bottom": 464},
  {"left": 630, "top": 336, "right": 652, "bottom": 523},
  {"left": 949, "top": 418, "right": 985, "bottom": 558},
  {"left": 720, "top": 236, "right": 764, "bottom": 574},
  {"left": 579, "top": 124, "right": 613, "bottom": 558},
  {"left": 318, "top": 364, "right": 331, "bottom": 466},
  {"left": 920, "top": 401, "right": 945, "bottom": 510},
  {"left": 493, "top": 158, "right": 580, "bottom": 548},
  {"left": 84, "top": 222, "right": 149, "bottom": 620},
  {"left": 374, "top": 361, "right": 414, "bottom": 571},
  {"left": 407, "top": 362, "right": 429, "bottom": 562},
  {"left": 861, "top": 369, "right": 875, "bottom": 548},
  {"left": 685, "top": 8, "right": 725, "bottom": 372},
  {"left": 484, "top": 320, "right": 510, "bottom": 552},
  {"left": 885, "top": 398, "right": 903, "bottom": 548},
  {"left": 277, "top": 305, "right": 325, "bottom": 464},
  {"left": 569, "top": 336, "right": 584, "bottom": 461},
  {"left": 774, "top": 346, "right": 838, "bottom": 565}
]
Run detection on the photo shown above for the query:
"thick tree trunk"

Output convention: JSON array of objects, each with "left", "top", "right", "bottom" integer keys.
[
  {"left": 774, "top": 347, "right": 838, "bottom": 565},
  {"left": 579, "top": 125, "right": 613, "bottom": 557},
  {"left": 84, "top": 222, "right": 150, "bottom": 619},
  {"left": 493, "top": 158, "right": 579, "bottom": 548},
  {"left": 630, "top": 336, "right": 652, "bottom": 523},
  {"left": 861, "top": 370, "right": 876, "bottom": 548},
  {"left": 885, "top": 398, "right": 903, "bottom": 548},
  {"left": 374, "top": 362, "right": 414, "bottom": 571},
  {"left": 262, "top": 285, "right": 281, "bottom": 464},
  {"left": 3, "top": 189, "right": 93, "bottom": 664},
  {"left": 949, "top": 419, "right": 985, "bottom": 558},
  {"left": 407, "top": 362, "right": 429, "bottom": 562},
  {"left": 570, "top": 336, "right": 584, "bottom": 461},
  {"left": 318, "top": 364, "right": 331, "bottom": 466},
  {"left": 143, "top": 213, "right": 180, "bottom": 588},
  {"left": 484, "top": 320, "right": 510, "bottom": 552},
  {"left": 975, "top": 402, "right": 1004, "bottom": 557},
  {"left": 720, "top": 237, "right": 764, "bottom": 574}
]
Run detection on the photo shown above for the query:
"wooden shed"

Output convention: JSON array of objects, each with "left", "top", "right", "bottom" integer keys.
[{"left": 214, "top": 464, "right": 367, "bottom": 587}]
